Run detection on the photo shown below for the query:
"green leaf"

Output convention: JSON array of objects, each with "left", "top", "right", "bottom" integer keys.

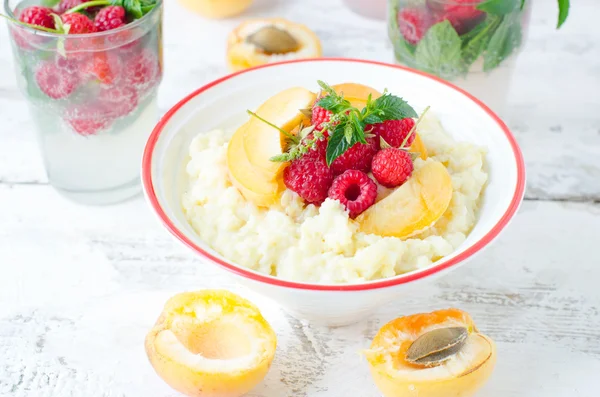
[
  {"left": 326, "top": 125, "right": 353, "bottom": 166},
  {"left": 476, "top": 0, "right": 520, "bottom": 15},
  {"left": 344, "top": 123, "right": 353, "bottom": 144},
  {"left": 362, "top": 114, "right": 383, "bottom": 125},
  {"left": 350, "top": 112, "right": 366, "bottom": 143},
  {"left": 41, "top": 0, "right": 61, "bottom": 7},
  {"left": 317, "top": 80, "right": 337, "bottom": 97},
  {"left": 124, "top": 0, "right": 143, "bottom": 19},
  {"left": 461, "top": 15, "right": 501, "bottom": 66},
  {"left": 415, "top": 20, "right": 466, "bottom": 80},
  {"left": 371, "top": 93, "right": 418, "bottom": 121},
  {"left": 316, "top": 96, "right": 339, "bottom": 111},
  {"left": 557, "top": 0, "right": 570, "bottom": 28},
  {"left": 483, "top": 14, "right": 522, "bottom": 72}
]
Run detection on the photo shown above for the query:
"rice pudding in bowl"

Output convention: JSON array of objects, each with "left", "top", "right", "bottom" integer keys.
[
  {"left": 181, "top": 83, "right": 488, "bottom": 284},
  {"left": 142, "top": 58, "right": 525, "bottom": 325}
]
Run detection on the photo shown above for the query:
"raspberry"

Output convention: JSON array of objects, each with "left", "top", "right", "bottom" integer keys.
[
  {"left": 18, "top": 6, "right": 55, "bottom": 29},
  {"left": 99, "top": 86, "right": 138, "bottom": 118},
  {"left": 330, "top": 136, "right": 379, "bottom": 176},
  {"left": 61, "top": 12, "right": 95, "bottom": 34},
  {"left": 64, "top": 104, "right": 113, "bottom": 136},
  {"left": 311, "top": 104, "right": 332, "bottom": 131},
  {"left": 94, "top": 6, "right": 126, "bottom": 32},
  {"left": 35, "top": 61, "right": 79, "bottom": 99},
  {"left": 371, "top": 148, "right": 414, "bottom": 188},
  {"left": 283, "top": 142, "right": 333, "bottom": 205},
  {"left": 57, "top": 0, "right": 100, "bottom": 14},
  {"left": 122, "top": 50, "right": 159, "bottom": 93},
  {"left": 85, "top": 51, "right": 122, "bottom": 84},
  {"left": 397, "top": 8, "right": 433, "bottom": 45},
  {"left": 428, "top": 0, "right": 485, "bottom": 34},
  {"left": 367, "top": 118, "right": 416, "bottom": 148},
  {"left": 328, "top": 170, "right": 377, "bottom": 218}
]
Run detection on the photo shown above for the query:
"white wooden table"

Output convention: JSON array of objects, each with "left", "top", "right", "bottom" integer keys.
[{"left": 1, "top": 0, "right": 599, "bottom": 396}]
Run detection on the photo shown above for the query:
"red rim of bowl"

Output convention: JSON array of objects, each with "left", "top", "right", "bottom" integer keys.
[{"left": 142, "top": 57, "right": 526, "bottom": 292}]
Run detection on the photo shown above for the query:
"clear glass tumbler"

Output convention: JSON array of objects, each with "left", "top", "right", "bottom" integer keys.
[
  {"left": 388, "top": 0, "right": 531, "bottom": 114},
  {"left": 4, "top": 0, "right": 163, "bottom": 205}
]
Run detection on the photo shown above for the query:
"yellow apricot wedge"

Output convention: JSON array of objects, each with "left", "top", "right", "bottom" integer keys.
[
  {"left": 409, "top": 133, "right": 428, "bottom": 160},
  {"left": 356, "top": 161, "right": 452, "bottom": 239},
  {"left": 365, "top": 309, "right": 496, "bottom": 397},
  {"left": 243, "top": 87, "right": 315, "bottom": 176},
  {"left": 227, "top": 122, "right": 284, "bottom": 207},
  {"left": 145, "top": 290, "right": 277, "bottom": 397},
  {"left": 331, "top": 83, "right": 381, "bottom": 109}
]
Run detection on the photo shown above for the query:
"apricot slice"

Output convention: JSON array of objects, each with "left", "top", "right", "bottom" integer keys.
[
  {"left": 409, "top": 132, "right": 428, "bottom": 160},
  {"left": 356, "top": 161, "right": 452, "bottom": 239},
  {"left": 227, "top": 122, "right": 284, "bottom": 207},
  {"left": 243, "top": 86, "right": 315, "bottom": 176},
  {"left": 227, "top": 19, "right": 322, "bottom": 71},
  {"left": 365, "top": 309, "right": 496, "bottom": 397},
  {"left": 145, "top": 290, "right": 277, "bottom": 397},
  {"left": 331, "top": 83, "right": 381, "bottom": 109},
  {"left": 178, "top": 0, "right": 252, "bottom": 19}
]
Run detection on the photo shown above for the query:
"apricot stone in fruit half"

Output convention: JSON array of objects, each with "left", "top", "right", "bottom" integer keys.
[
  {"left": 365, "top": 309, "right": 496, "bottom": 397},
  {"left": 356, "top": 160, "right": 452, "bottom": 239},
  {"left": 145, "top": 290, "right": 277, "bottom": 397}
]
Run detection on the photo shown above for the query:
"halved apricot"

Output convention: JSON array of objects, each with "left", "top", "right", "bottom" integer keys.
[
  {"left": 145, "top": 290, "right": 277, "bottom": 397},
  {"left": 365, "top": 309, "right": 496, "bottom": 397}
]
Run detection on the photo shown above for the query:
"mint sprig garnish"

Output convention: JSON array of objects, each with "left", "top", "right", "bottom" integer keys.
[
  {"left": 65, "top": 0, "right": 157, "bottom": 19},
  {"left": 250, "top": 81, "right": 417, "bottom": 166}
]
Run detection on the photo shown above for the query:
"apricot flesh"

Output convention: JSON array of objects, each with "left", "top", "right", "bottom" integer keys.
[
  {"left": 145, "top": 290, "right": 277, "bottom": 397},
  {"left": 356, "top": 161, "right": 452, "bottom": 239},
  {"left": 227, "top": 122, "right": 284, "bottom": 207}
]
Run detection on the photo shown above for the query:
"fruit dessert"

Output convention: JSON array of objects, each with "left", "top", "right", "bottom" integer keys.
[
  {"left": 227, "top": 18, "right": 322, "bottom": 71},
  {"left": 365, "top": 309, "right": 496, "bottom": 397},
  {"left": 145, "top": 290, "right": 277, "bottom": 397},
  {"left": 3, "top": 0, "right": 162, "bottom": 202},
  {"left": 182, "top": 81, "right": 487, "bottom": 284}
]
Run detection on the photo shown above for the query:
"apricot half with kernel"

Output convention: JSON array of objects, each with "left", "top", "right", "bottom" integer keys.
[
  {"left": 145, "top": 290, "right": 277, "bottom": 397},
  {"left": 365, "top": 309, "right": 496, "bottom": 397},
  {"left": 227, "top": 18, "right": 322, "bottom": 71}
]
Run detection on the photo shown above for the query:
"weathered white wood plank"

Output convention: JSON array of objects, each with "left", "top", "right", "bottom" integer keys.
[{"left": 0, "top": 184, "right": 598, "bottom": 396}]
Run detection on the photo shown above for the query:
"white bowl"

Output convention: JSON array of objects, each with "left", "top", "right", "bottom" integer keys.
[{"left": 142, "top": 58, "right": 525, "bottom": 326}]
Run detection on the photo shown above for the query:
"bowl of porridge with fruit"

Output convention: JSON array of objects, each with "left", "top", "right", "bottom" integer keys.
[{"left": 142, "top": 59, "right": 525, "bottom": 325}]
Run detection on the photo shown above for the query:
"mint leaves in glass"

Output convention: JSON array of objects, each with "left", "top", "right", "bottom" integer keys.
[{"left": 388, "top": 0, "right": 569, "bottom": 111}]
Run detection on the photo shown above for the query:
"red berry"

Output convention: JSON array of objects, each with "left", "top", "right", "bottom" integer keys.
[
  {"left": 330, "top": 136, "right": 379, "bottom": 176},
  {"left": 311, "top": 104, "right": 332, "bottom": 131},
  {"left": 283, "top": 142, "right": 333, "bottom": 205},
  {"left": 122, "top": 49, "right": 159, "bottom": 92},
  {"left": 428, "top": 0, "right": 485, "bottom": 34},
  {"left": 84, "top": 51, "right": 122, "bottom": 84},
  {"left": 61, "top": 12, "right": 95, "bottom": 34},
  {"left": 64, "top": 104, "right": 112, "bottom": 136},
  {"left": 367, "top": 118, "right": 416, "bottom": 149},
  {"left": 18, "top": 6, "right": 55, "bottom": 29},
  {"left": 397, "top": 8, "right": 433, "bottom": 45},
  {"left": 94, "top": 6, "right": 126, "bottom": 32},
  {"left": 35, "top": 61, "right": 79, "bottom": 99},
  {"left": 57, "top": 0, "right": 100, "bottom": 14},
  {"left": 371, "top": 148, "right": 414, "bottom": 188},
  {"left": 328, "top": 170, "right": 377, "bottom": 218},
  {"left": 99, "top": 86, "right": 138, "bottom": 118}
]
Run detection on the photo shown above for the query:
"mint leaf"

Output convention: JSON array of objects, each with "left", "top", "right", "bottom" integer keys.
[
  {"left": 415, "top": 20, "right": 465, "bottom": 80},
  {"left": 461, "top": 15, "right": 501, "bottom": 66},
  {"left": 557, "top": 0, "right": 569, "bottom": 28},
  {"left": 326, "top": 124, "right": 354, "bottom": 166},
  {"left": 316, "top": 96, "right": 339, "bottom": 111},
  {"left": 41, "top": 0, "right": 61, "bottom": 6},
  {"left": 362, "top": 114, "right": 383, "bottom": 125},
  {"left": 344, "top": 123, "right": 353, "bottom": 144},
  {"left": 483, "top": 14, "right": 522, "bottom": 71},
  {"left": 371, "top": 93, "right": 417, "bottom": 121},
  {"left": 477, "top": 0, "right": 520, "bottom": 14}
]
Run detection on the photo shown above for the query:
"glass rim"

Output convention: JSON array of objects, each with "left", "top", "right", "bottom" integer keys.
[{"left": 3, "top": 0, "right": 162, "bottom": 38}]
